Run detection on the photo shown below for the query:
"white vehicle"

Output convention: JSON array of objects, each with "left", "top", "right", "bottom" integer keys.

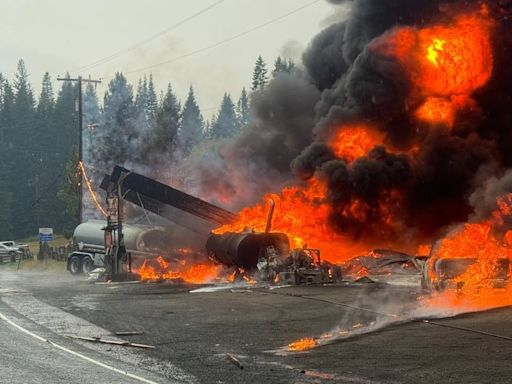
[
  {"left": 0, "top": 241, "right": 31, "bottom": 259},
  {"left": 0, "top": 243, "right": 23, "bottom": 263}
]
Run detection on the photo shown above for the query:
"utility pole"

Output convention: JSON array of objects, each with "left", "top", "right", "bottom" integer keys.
[{"left": 57, "top": 76, "right": 101, "bottom": 224}]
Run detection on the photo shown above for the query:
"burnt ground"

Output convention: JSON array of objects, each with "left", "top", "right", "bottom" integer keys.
[{"left": 0, "top": 268, "right": 511, "bottom": 384}]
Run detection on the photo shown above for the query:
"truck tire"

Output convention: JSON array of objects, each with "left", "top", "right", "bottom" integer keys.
[
  {"left": 81, "top": 255, "right": 94, "bottom": 274},
  {"left": 69, "top": 255, "right": 83, "bottom": 275}
]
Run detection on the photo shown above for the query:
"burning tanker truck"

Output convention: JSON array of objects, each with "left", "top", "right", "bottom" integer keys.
[
  {"left": 205, "top": 199, "right": 342, "bottom": 284},
  {"left": 71, "top": 165, "right": 342, "bottom": 284}
]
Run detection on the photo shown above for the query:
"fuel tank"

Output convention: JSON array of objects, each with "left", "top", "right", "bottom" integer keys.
[
  {"left": 73, "top": 220, "right": 170, "bottom": 254},
  {"left": 206, "top": 232, "right": 290, "bottom": 269}
]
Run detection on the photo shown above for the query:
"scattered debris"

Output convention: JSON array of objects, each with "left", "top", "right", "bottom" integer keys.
[
  {"left": 343, "top": 249, "right": 426, "bottom": 277},
  {"left": 69, "top": 335, "right": 154, "bottom": 349},
  {"left": 226, "top": 353, "right": 243, "bottom": 370},
  {"left": 87, "top": 267, "right": 106, "bottom": 282},
  {"left": 115, "top": 331, "right": 144, "bottom": 336}
]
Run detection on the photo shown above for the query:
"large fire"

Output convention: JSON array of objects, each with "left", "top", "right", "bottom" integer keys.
[
  {"left": 329, "top": 125, "right": 383, "bottom": 163},
  {"left": 424, "top": 194, "right": 512, "bottom": 310},
  {"left": 373, "top": 7, "right": 493, "bottom": 126},
  {"left": 214, "top": 176, "right": 405, "bottom": 262},
  {"left": 215, "top": 8, "right": 496, "bottom": 265},
  {"left": 137, "top": 256, "right": 222, "bottom": 284}
]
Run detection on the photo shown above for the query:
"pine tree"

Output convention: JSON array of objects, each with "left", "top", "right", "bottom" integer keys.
[
  {"left": 57, "top": 147, "right": 80, "bottom": 220},
  {"left": 95, "top": 72, "right": 136, "bottom": 171},
  {"left": 134, "top": 76, "right": 148, "bottom": 119},
  {"left": 236, "top": 87, "right": 250, "bottom": 128},
  {"left": 251, "top": 55, "right": 268, "bottom": 91},
  {"left": 11, "top": 59, "right": 37, "bottom": 237},
  {"left": 141, "top": 83, "right": 180, "bottom": 158},
  {"left": 83, "top": 83, "right": 100, "bottom": 129},
  {"left": 179, "top": 86, "right": 204, "bottom": 154},
  {"left": 272, "top": 57, "right": 286, "bottom": 77},
  {"left": 147, "top": 74, "right": 158, "bottom": 118},
  {"left": 34, "top": 72, "right": 57, "bottom": 229},
  {"left": 272, "top": 56, "right": 296, "bottom": 77},
  {"left": 210, "top": 93, "right": 238, "bottom": 139},
  {"left": 0, "top": 74, "right": 13, "bottom": 239},
  {"left": 37, "top": 72, "right": 54, "bottom": 117}
]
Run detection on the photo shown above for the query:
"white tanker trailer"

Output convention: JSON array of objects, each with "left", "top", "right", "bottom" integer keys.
[{"left": 67, "top": 220, "right": 170, "bottom": 275}]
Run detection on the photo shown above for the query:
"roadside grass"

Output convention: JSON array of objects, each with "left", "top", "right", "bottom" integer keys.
[{"left": 20, "top": 235, "right": 71, "bottom": 255}]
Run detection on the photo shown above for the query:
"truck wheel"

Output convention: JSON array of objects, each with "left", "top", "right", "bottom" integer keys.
[
  {"left": 81, "top": 255, "right": 94, "bottom": 273},
  {"left": 9, "top": 251, "right": 16, "bottom": 263},
  {"left": 69, "top": 255, "right": 83, "bottom": 275}
]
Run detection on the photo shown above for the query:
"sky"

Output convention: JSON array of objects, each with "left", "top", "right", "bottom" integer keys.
[{"left": 0, "top": 0, "right": 348, "bottom": 116}]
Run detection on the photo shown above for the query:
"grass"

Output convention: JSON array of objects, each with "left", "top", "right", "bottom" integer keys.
[{"left": 19, "top": 235, "right": 71, "bottom": 256}]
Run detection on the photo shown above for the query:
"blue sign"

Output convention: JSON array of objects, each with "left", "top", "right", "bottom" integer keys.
[{"left": 39, "top": 228, "right": 53, "bottom": 242}]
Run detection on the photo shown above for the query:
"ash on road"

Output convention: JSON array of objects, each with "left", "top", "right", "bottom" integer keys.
[{"left": 0, "top": 269, "right": 511, "bottom": 384}]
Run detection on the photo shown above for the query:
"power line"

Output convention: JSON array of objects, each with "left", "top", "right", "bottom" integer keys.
[
  {"left": 124, "top": 0, "right": 323, "bottom": 75},
  {"left": 74, "top": 0, "right": 226, "bottom": 74}
]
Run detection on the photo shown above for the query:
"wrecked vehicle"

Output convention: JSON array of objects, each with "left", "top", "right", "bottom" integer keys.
[
  {"left": 277, "top": 248, "right": 342, "bottom": 285},
  {"left": 342, "top": 249, "right": 426, "bottom": 278},
  {"left": 0, "top": 242, "right": 23, "bottom": 263},
  {"left": 206, "top": 232, "right": 342, "bottom": 284},
  {"left": 0, "top": 241, "right": 31, "bottom": 259},
  {"left": 421, "top": 256, "right": 510, "bottom": 291}
]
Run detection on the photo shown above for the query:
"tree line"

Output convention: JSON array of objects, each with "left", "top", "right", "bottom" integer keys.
[{"left": 0, "top": 55, "right": 294, "bottom": 239}]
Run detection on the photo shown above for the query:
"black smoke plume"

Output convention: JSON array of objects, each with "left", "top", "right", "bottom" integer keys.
[{"left": 188, "top": 0, "right": 512, "bottom": 248}]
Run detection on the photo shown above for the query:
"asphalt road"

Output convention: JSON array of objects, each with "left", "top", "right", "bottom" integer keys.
[{"left": 1, "top": 268, "right": 512, "bottom": 384}]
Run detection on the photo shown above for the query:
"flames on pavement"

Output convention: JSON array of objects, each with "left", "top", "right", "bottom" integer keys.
[{"left": 136, "top": 255, "right": 222, "bottom": 284}]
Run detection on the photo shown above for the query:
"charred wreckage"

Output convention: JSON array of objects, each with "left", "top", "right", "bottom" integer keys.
[
  {"left": 66, "top": 165, "right": 512, "bottom": 291},
  {"left": 67, "top": 166, "right": 342, "bottom": 285}
]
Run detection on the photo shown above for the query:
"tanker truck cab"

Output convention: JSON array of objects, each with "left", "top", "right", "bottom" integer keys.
[{"left": 67, "top": 250, "right": 104, "bottom": 275}]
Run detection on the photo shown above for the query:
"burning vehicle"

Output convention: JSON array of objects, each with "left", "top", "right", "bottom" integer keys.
[{"left": 71, "top": 166, "right": 342, "bottom": 285}]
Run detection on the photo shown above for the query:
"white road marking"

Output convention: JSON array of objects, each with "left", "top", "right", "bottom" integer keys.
[
  {"left": 1, "top": 292, "right": 197, "bottom": 383},
  {"left": 0, "top": 311, "right": 160, "bottom": 384}
]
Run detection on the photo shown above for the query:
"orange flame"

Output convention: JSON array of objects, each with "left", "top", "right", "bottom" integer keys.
[
  {"left": 425, "top": 195, "right": 512, "bottom": 310},
  {"left": 330, "top": 125, "right": 383, "bottom": 163},
  {"left": 79, "top": 161, "right": 107, "bottom": 217},
  {"left": 288, "top": 337, "right": 317, "bottom": 352},
  {"left": 214, "top": 121, "right": 414, "bottom": 263},
  {"left": 374, "top": 9, "right": 493, "bottom": 126},
  {"left": 137, "top": 256, "right": 222, "bottom": 284},
  {"left": 426, "top": 38, "right": 446, "bottom": 67}
]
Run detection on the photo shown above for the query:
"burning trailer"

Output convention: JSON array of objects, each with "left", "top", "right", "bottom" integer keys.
[{"left": 72, "top": 165, "right": 342, "bottom": 285}]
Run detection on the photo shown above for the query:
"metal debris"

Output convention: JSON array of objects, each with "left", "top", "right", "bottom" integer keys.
[
  {"left": 115, "top": 331, "right": 144, "bottom": 336},
  {"left": 69, "top": 335, "right": 155, "bottom": 349},
  {"left": 226, "top": 353, "right": 243, "bottom": 369}
]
